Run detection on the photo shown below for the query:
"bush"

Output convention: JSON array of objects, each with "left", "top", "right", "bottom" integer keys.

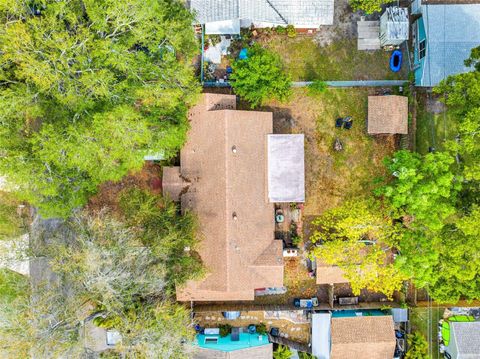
[
  {"left": 307, "top": 80, "right": 328, "bottom": 96},
  {"left": 219, "top": 324, "right": 232, "bottom": 337},
  {"left": 230, "top": 44, "right": 292, "bottom": 108},
  {"left": 405, "top": 332, "right": 429, "bottom": 359},
  {"left": 286, "top": 25, "right": 296, "bottom": 38},
  {"left": 0, "top": 191, "right": 25, "bottom": 240},
  {"left": 274, "top": 345, "right": 293, "bottom": 359},
  {"left": 255, "top": 323, "right": 267, "bottom": 335},
  {"left": 275, "top": 26, "right": 287, "bottom": 35}
]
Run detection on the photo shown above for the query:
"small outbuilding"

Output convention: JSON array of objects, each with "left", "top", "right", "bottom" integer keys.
[{"left": 368, "top": 95, "right": 408, "bottom": 135}]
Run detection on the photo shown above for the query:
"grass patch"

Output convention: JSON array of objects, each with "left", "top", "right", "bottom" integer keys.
[
  {"left": 416, "top": 95, "right": 458, "bottom": 154},
  {"left": 410, "top": 307, "right": 444, "bottom": 359},
  {"left": 262, "top": 37, "right": 408, "bottom": 81}
]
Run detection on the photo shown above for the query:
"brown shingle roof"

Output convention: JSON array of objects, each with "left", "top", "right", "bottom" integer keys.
[
  {"left": 368, "top": 95, "right": 408, "bottom": 134},
  {"left": 331, "top": 316, "right": 396, "bottom": 359},
  {"left": 175, "top": 94, "right": 284, "bottom": 301},
  {"left": 316, "top": 260, "right": 349, "bottom": 284},
  {"left": 162, "top": 166, "right": 188, "bottom": 202}
]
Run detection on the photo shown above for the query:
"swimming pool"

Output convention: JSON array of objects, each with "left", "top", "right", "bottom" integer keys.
[
  {"left": 196, "top": 333, "right": 269, "bottom": 352},
  {"left": 332, "top": 309, "right": 386, "bottom": 317}
]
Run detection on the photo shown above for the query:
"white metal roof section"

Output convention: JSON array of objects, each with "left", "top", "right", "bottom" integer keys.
[
  {"left": 205, "top": 19, "right": 240, "bottom": 34},
  {"left": 267, "top": 134, "right": 305, "bottom": 203},
  {"left": 312, "top": 313, "right": 331, "bottom": 359}
]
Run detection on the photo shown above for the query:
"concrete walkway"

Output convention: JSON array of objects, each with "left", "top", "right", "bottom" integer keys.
[{"left": 203, "top": 80, "right": 409, "bottom": 88}]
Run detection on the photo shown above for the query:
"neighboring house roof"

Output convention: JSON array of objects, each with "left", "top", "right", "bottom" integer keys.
[
  {"left": 330, "top": 316, "right": 396, "bottom": 359},
  {"left": 194, "top": 344, "right": 273, "bottom": 359},
  {"left": 267, "top": 134, "right": 305, "bottom": 203},
  {"left": 449, "top": 321, "right": 480, "bottom": 358},
  {"left": 190, "top": 0, "right": 335, "bottom": 27},
  {"left": 419, "top": 4, "right": 480, "bottom": 86},
  {"left": 174, "top": 94, "right": 284, "bottom": 301},
  {"left": 316, "top": 260, "right": 349, "bottom": 285},
  {"left": 368, "top": 95, "right": 408, "bottom": 134}
]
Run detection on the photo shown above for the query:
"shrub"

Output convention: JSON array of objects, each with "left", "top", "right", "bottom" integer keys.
[
  {"left": 230, "top": 44, "right": 292, "bottom": 108},
  {"left": 274, "top": 345, "right": 293, "bottom": 359},
  {"left": 405, "top": 332, "right": 429, "bottom": 359},
  {"left": 219, "top": 324, "right": 232, "bottom": 337},
  {"left": 275, "top": 26, "right": 287, "bottom": 35},
  {"left": 286, "top": 25, "right": 296, "bottom": 38},
  {"left": 307, "top": 80, "right": 328, "bottom": 96},
  {"left": 255, "top": 323, "right": 267, "bottom": 335}
]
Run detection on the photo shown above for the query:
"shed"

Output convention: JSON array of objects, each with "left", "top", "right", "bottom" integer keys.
[
  {"left": 379, "top": 7, "right": 409, "bottom": 47},
  {"left": 368, "top": 95, "right": 408, "bottom": 134},
  {"left": 267, "top": 134, "right": 305, "bottom": 203}
]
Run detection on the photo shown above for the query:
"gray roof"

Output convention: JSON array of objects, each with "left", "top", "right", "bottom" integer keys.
[
  {"left": 190, "top": 0, "right": 334, "bottom": 27},
  {"left": 450, "top": 321, "right": 480, "bottom": 356},
  {"left": 419, "top": 4, "right": 480, "bottom": 86}
]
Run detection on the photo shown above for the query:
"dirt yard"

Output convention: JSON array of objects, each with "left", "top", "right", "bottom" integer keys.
[
  {"left": 253, "top": 88, "right": 397, "bottom": 217},
  {"left": 194, "top": 310, "right": 311, "bottom": 343}
]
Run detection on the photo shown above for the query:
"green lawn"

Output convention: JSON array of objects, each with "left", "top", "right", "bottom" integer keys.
[
  {"left": 410, "top": 307, "right": 444, "bottom": 359},
  {"left": 262, "top": 36, "right": 409, "bottom": 81},
  {"left": 415, "top": 95, "right": 458, "bottom": 154}
]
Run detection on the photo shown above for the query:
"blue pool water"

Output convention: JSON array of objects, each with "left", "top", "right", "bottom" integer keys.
[
  {"left": 197, "top": 333, "right": 269, "bottom": 352},
  {"left": 332, "top": 309, "right": 386, "bottom": 318}
]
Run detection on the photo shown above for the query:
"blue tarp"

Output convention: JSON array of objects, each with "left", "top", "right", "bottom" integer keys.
[{"left": 239, "top": 48, "right": 248, "bottom": 60}]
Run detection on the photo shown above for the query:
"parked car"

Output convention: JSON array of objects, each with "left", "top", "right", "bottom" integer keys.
[{"left": 293, "top": 297, "right": 319, "bottom": 308}]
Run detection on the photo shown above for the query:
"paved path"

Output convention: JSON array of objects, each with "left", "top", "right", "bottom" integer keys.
[{"left": 203, "top": 80, "right": 409, "bottom": 88}]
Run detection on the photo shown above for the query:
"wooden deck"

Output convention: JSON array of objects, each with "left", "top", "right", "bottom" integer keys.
[{"left": 357, "top": 20, "right": 381, "bottom": 50}]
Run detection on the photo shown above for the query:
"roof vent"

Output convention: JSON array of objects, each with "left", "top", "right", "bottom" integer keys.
[
  {"left": 231, "top": 145, "right": 237, "bottom": 154},
  {"left": 232, "top": 212, "right": 238, "bottom": 221}
]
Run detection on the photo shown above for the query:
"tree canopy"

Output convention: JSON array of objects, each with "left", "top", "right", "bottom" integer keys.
[
  {"left": 0, "top": 190, "right": 203, "bottom": 357},
  {"left": 309, "top": 200, "right": 406, "bottom": 299},
  {"left": 376, "top": 150, "right": 461, "bottom": 231},
  {"left": 0, "top": 0, "right": 200, "bottom": 217},
  {"left": 349, "top": 0, "right": 392, "bottom": 14},
  {"left": 230, "top": 44, "right": 291, "bottom": 108}
]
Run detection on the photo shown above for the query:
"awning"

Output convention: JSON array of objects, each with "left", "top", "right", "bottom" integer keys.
[
  {"left": 312, "top": 313, "right": 331, "bottom": 359},
  {"left": 267, "top": 134, "right": 305, "bottom": 203}
]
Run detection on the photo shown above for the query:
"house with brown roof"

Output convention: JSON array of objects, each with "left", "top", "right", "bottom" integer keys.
[
  {"left": 164, "top": 94, "right": 305, "bottom": 302},
  {"left": 312, "top": 312, "right": 397, "bottom": 359},
  {"left": 367, "top": 95, "right": 408, "bottom": 135}
]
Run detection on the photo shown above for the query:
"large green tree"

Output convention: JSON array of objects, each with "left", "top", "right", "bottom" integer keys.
[
  {"left": 376, "top": 150, "right": 461, "bottom": 231},
  {"left": 0, "top": 0, "right": 200, "bottom": 217},
  {"left": 230, "top": 44, "right": 291, "bottom": 108},
  {"left": 309, "top": 200, "right": 406, "bottom": 299},
  {"left": 1, "top": 191, "right": 203, "bottom": 357}
]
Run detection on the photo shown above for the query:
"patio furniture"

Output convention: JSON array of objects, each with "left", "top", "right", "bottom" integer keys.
[
  {"left": 231, "top": 327, "right": 240, "bottom": 341},
  {"left": 335, "top": 118, "right": 344, "bottom": 128},
  {"left": 204, "top": 328, "right": 220, "bottom": 335},
  {"left": 344, "top": 117, "right": 353, "bottom": 129},
  {"left": 338, "top": 296, "right": 359, "bottom": 305}
]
